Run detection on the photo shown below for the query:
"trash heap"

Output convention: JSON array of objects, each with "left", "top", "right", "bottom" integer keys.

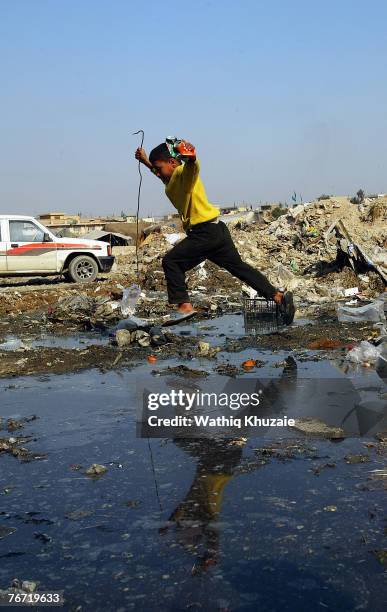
[
  {"left": 47, "top": 294, "right": 121, "bottom": 327},
  {"left": 135, "top": 197, "right": 386, "bottom": 306}
]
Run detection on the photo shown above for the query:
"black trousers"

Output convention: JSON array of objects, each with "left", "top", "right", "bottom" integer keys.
[{"left": 162, "top": 220, "right": 277, "bottom": 304}]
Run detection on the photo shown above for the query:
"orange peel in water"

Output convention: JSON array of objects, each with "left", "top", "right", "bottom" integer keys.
[{"left": 242, "top": 359, "right": 256, "bottom": 369}]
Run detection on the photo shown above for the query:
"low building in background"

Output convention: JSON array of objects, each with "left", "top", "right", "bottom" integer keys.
[{"left": 39, "top": 212, "right": 80, "bottom": 225}]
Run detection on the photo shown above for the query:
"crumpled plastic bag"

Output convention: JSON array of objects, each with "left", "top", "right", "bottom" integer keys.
[
  {"left": 271, "top": 263, "right": 299, "bottom": 291},
  {"left": 120, "top": 284, "right": 141, "bottom": 317},
  {"left": 346, "top": 341, "right": 382, "bottom": 364},
  {"left": 338, "top": 298, "right": 386, "bottom": 323}
]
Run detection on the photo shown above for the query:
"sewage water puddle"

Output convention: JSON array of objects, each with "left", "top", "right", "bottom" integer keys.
[{"left": 0, "top": 353, "right": 386, "bottom": 610}]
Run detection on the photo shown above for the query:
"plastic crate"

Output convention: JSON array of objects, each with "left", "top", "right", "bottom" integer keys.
[
  {"left": 243, "top": 297, "right": 285, "bottom": 325},
  {"left": 243, "top": 317, "right": 283, "bottom": 335}
]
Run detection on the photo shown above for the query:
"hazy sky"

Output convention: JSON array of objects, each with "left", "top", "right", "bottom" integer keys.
[{"left": 1, "top": 0, "right": 387, "bottom": 217}]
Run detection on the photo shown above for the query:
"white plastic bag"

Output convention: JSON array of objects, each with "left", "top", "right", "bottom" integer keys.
[
  {"left": 338, "top": 299, "right": 386, "bottom": 323},
  {"left": 273, "top": 264, "right": 299, "bottom": 291},
  {"left": 120, "top": 284, "right": 141, "bottom": 317},
  {"left": 164, "top": 232, "right": 185, "bottom": 245},
  {"left": 346, "top": 341, "right": 382, "bottom": 364}
]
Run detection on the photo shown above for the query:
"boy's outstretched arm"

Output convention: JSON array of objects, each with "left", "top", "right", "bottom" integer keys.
[{"left": 134, "top": 147, "right": 162, "bottom": 180}]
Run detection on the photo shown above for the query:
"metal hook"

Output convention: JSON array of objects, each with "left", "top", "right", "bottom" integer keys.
[{"left": 133, "top": 129, "right": 144, "bottom": 148}]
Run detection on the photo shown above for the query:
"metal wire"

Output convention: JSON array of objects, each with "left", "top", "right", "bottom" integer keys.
[
  {"left": 132, "top": 129, "right": 144, "bottom": 280},
  {"left": 132, "top": 130, "right": 163, "bottom": 512},
  {"left": 147, "top": 437, "right": 163, "bottom": 512}
]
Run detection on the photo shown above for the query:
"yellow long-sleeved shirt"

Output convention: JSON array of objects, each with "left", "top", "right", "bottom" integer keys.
[{"left": 164, "top": 158, "right": 220, "bottom": 231}]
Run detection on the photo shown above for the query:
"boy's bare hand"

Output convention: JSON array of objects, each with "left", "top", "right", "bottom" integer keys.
[{"left": 135, "top": 147, "right": 149, "bottom": 164}]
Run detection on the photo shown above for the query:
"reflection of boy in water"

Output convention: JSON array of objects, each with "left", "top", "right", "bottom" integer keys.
[
  {"left": 158, "top": 358, "right": 299, "bottom": 572},
  {"left": 160, "top": 439, "right": 243, "bottom": 574}
]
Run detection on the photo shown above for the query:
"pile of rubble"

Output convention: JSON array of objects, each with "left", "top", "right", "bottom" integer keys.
[
  {"left": 47, "top": 294, "right": 121, "bottom": 328},
  {"left": 0, "top": 197, "right": 384, "bottom": 336},
  {"left": 133, "top": 196, "right": 386, "bottom": 306}
]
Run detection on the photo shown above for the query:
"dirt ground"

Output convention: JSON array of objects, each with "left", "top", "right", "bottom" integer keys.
[{"left": 0, "top": 316, "right": 378, "bottom": 378}]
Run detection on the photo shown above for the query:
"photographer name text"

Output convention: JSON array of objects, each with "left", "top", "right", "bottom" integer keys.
[{"left": 147, "top": 415, "right": 295, "bottom": 428}]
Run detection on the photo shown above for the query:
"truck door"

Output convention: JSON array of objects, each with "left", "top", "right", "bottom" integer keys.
[
  {"left": 0, "top": 220, "right": 7, "bottom": 272},
  {"left": 6, "top": 220, "right": 58, "bottom": 272}
]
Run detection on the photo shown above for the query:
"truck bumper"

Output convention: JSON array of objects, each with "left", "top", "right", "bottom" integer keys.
[{"left": 97, "top": 255, "right": 115, "bottom": 272}]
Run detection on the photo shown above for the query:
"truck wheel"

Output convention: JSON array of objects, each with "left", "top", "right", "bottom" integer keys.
[{"left": 67, "top": 255, "right": 98, "bottom": 283}]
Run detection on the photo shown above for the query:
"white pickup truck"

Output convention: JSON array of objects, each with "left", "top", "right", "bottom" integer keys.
[{"left": 0, "top": 215, "right": 115, "bottom": 283}]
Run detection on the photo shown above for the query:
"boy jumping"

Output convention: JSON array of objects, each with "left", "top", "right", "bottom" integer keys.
[{"left": 135, "top": 140, "right": 295, "bottom": 325}]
